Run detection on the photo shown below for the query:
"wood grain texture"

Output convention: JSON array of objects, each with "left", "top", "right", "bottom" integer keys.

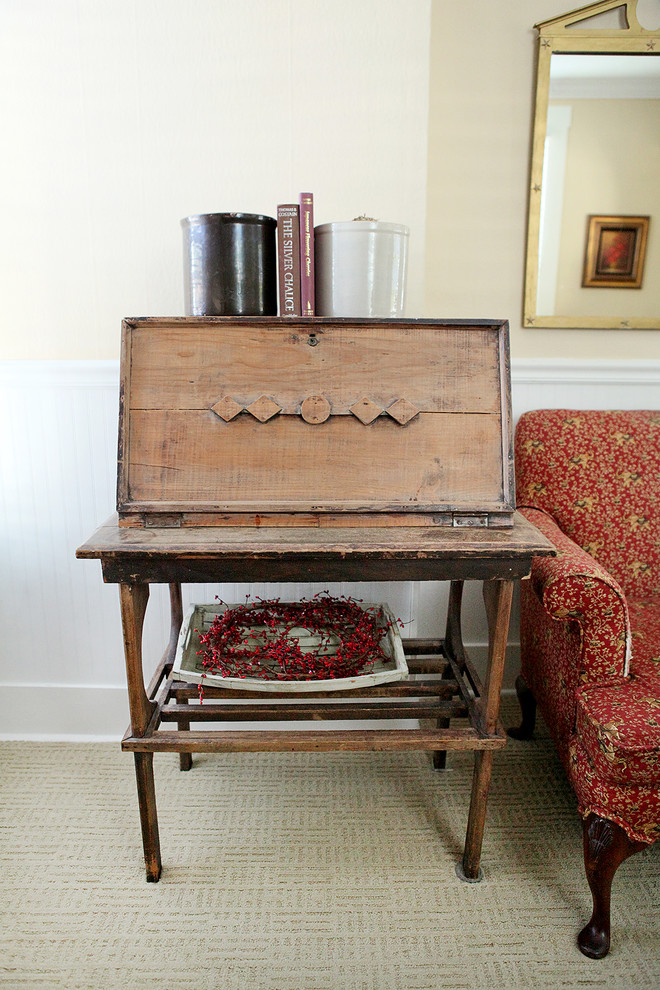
[
  {"left": 78, "top": 511, "right": 552, "bottom": 561},
  {"left": 118, "top": 317, "right": 513, "bottom": 521},
  {"left": 121, "top": 727, "right": 506, "bottom": 754},
  {"left": 125, "top": 410, "right": 505, "bottom": 509}
]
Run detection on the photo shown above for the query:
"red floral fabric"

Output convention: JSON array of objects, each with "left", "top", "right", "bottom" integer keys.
[
  {"left": 516, "top": 409, "right": 660, "bottom": 598},
  {"left": 516, "top": 409, "right": 660, "bottom": 845},
  {"left": 570, "top": 737, "right": 660, "bottom": 843}
]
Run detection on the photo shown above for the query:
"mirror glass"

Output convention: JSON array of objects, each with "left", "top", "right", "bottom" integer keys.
[{"left": 524, "top": 2, "right": 660, "bottom": 329}]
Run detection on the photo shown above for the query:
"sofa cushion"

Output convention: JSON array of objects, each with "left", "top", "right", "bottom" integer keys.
[
  {"left": 628, "top": 595, "right": 660, "bottom": 681},
  {"left": 575, "top": 595, "right": 660, "bottom": 787}
]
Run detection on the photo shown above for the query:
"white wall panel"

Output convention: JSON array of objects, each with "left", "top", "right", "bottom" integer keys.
[{"left": 1, "top": 359, "right": 658, "bottom": 737}]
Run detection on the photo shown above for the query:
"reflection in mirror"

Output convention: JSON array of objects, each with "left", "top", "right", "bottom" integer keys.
[{"left": 524, "top": 1, "right": 660, "bottom": 329}]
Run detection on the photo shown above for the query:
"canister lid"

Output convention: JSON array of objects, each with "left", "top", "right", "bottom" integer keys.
[
  {"left": 314, "top": 220, "right": 409, "bottom": 236},
  {"left": 181, "top": 212, "right": 277, "bottom": 227}
]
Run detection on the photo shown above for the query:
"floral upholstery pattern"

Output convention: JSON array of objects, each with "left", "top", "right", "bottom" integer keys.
[{"left": 516, "top": 410, "right": 660, "bottom": 845}]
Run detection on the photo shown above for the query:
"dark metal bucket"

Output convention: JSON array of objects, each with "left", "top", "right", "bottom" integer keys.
[{"left": 181, "top": 212, "right": 277, "bottom": 316}]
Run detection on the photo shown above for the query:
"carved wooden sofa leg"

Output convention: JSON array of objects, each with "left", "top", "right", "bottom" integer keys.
[
  {"left": 578, "top": 813, "right": 646, "bottom": 959},
  {"left": 507, "top": 674, "right": 537, "bottom": 740}
]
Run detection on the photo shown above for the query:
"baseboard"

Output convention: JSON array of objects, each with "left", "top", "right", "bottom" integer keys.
[{"left": 0, "top": 685, "right": 129, "bottom": 741}]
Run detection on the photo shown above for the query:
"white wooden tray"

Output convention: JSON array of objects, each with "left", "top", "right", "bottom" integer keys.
[{"left": 172, "top": 601, "right": 408, "bottom": 693}]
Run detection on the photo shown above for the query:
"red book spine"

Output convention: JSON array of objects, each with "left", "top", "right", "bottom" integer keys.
[
  {"left": 277, "top": 204, "right": 302, "bottom": 316},
  {"left": 299, "top": 193, "right": 315, "bottom": 316}
]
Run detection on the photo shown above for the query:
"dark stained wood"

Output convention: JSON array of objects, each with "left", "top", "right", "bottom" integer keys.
[
  {"left": 122, "top": 726, "right": 506, "bottom": 754},
  {"left": 133, "top": 752, "right": 161, "bottom": 882},
  {"left": 507, "top": 673, "right": 538, "bottom": 740},
  {"left": 169, "top": 679, "right": 460, "bottom": 700},
  {"left": 480, "top": 580, "right": 514, "bottom": 735},
  {"left": 461, "top": 750, "right": 494, "bottom": 881},
  {"left": 578, "top": 814, "right": 646, "bottom": 959},
  {"left": 78, "top": 514, "right": 553, "bottom": 882},
  {"left": 159, "top": 699, "right": 469, "bottom": 722},
  {"left": 119, "top": 584, "right": 154, "bottom": 735},
  {"left": 77, "top": 513, "right": 553, "bottom": 586}
]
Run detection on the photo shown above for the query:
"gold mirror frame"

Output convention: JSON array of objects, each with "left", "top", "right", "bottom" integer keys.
[{"left": 524, "top": 0, "right": 660, "bottom": 329}]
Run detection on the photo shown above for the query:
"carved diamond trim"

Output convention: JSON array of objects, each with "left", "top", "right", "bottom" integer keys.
[
  {"left": 211, "top": 396, "right": 243, "bottom": 422},
  {"left": 349, "top": 397, "right": 382, "bottom": 425},
  {"left": 386, "top": 398, "right": 419, "bottom": 425},
  {"left": 246, "top": 395, "right": 282, "bottom": 422}
]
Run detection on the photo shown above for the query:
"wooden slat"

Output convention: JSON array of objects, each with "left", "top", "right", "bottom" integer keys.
[
  {"left": 402, "top": 639, "right": 445, "bottom": 655},
  {"left": 121, "top": 726, "right": 507, "bottom": 753},
  {"left": 125, "top": 410, "right": 505, "bottom": 510},
  {"left": 168, "top": 679, "right": 459, "bottom": 700},
  {"left": 117, "top": 511, "right": 458, "bottom": 529},
  {"left": 159, "top": 699, "right": 469, "bottom": 722},
  {"left": 125, "top": 322, "right": 502, "bottom": 414}
]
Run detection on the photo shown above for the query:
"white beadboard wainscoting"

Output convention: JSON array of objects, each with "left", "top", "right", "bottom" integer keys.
[{"left": 1, "top": 358, "right": 659, "bottom": 739}]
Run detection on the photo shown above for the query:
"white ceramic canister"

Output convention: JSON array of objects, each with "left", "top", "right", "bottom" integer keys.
[{"left": 314, "top": 220, "right": 409, "bottom": 318}]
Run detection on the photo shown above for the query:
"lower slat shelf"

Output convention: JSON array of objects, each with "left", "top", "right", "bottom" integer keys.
[
  {"left": 124, "top": 635, "right": 502, "bottom": 756},
  {"left": 122, "top": 725, "right": 506, "bottom": 753}
]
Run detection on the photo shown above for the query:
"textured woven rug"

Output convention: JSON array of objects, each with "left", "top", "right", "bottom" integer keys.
[{"left": 1, "top": 698, "right": 658, "bottom": 990}]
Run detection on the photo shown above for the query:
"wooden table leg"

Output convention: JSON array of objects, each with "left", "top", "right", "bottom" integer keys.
[
  {"left": 165, "top": 583, "right": 192, "bottom": 772},
  {"left": 119, "top": 582, "right": 162, "bottom": 882},
  {"left": 459, "top": 578, "right": 513, "bottom": 881},
  {"left": 134, "top": 752, "right": 162, "bottom": 882},
  {"left": 434, "top": 581, "right": 465, "bottom": 770}
]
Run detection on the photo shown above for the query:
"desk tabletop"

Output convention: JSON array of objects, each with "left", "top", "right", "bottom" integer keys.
[{"left": 77, "top": 512, "right": 553, "bottom": 585}]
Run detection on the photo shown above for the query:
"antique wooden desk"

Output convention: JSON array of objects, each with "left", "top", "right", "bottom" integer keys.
[{"left": 77, "top": 317, "right": 553, "bottom": 883}]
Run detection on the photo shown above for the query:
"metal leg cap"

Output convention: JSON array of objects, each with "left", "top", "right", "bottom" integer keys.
[{"left": 455, "top": 861, "right": 484, "bottom": 883}]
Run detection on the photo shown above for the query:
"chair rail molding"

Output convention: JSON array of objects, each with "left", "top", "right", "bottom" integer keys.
[{"left": 511, "top": 357, "right": 660, "bottom": 385}]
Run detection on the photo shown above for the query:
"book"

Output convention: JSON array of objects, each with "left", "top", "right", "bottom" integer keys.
[
  {"left": 299, "top": 193, "right": 315, "bottom": 316},
  {"left": 277, "top": 204, "right": 302, "bottom": 316}
]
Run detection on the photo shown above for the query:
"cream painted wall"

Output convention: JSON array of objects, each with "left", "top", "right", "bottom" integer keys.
[
  {"left": 424, "top": 0, "right": 660, "bottom": 360},
  {"left": 0, "top": 0, "right": 431, "bottom": 359}
]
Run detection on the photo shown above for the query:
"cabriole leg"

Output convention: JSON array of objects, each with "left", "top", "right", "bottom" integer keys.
[
  {"left": 578, "top": 813, "right": 646, "bottom": 959},
  {"left": 507, "top": 673, "right": 537, "bottom": 741}
]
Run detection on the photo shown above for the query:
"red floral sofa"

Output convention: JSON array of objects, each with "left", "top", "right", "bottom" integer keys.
[{"left": 512, "top": 409, "right": 660, "bottom": 958}]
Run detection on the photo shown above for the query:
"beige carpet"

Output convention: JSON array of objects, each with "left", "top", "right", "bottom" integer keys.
[{"left": 1, "top": 698, "right": 658, "bottom": 990}]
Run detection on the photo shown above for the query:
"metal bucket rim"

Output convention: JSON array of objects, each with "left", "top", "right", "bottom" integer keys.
[{"left": 181, "top": 212, "right": 277, "bottom": 227}]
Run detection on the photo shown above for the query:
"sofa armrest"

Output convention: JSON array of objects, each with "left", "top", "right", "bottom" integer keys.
[{"left": 519, "top": 506, "right": 631, "bottom": 681}]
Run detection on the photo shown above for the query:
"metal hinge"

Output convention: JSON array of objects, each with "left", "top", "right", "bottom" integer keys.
[
  {"left": 145, "top": 513, "right": 183, "bottom": 528},
  {"left": 452, "top": 513, "right": 489, "bottom": 528}
]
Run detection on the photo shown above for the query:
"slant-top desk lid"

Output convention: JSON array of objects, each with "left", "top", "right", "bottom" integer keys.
[{"left": 117, "top": 317, "right": 514, "bottom": 528}]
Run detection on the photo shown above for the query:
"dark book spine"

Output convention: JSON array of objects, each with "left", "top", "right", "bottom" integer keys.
[
  {"left": 277, "top": 204, "right": 302, "bottom": 316},
  {"left": 299, "top": 193, "right": 315, "bottom": 316}
]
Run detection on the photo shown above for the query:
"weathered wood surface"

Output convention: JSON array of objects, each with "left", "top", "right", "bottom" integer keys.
[
  {"left": 123, "top": 318, "right": 502, "bottom": 413},
  {"left": 117, "top": 317, "right": 515, "bottom": 521},
  {"left": 158, "top": 699, "right": 469, "bottom": 722},
  {"left": 125, "top": 410, "right": 505, "bottom": 511},
  {"left": 78, "top": 511, "right": 552, "bottom": 561},
  {"left": 78, "top": 513, "right": 553, "bottom": 583},
  {"left": 122, "top": 726, "right": 507, "bottom": 754}
]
